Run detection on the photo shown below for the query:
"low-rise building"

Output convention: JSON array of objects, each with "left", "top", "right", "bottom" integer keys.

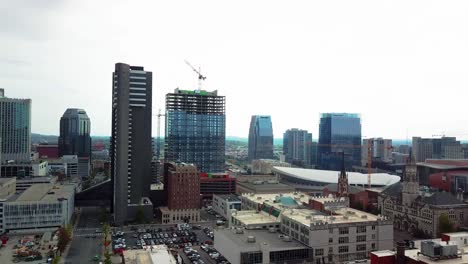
[
  {"left": 379, "top": 158, "right": 468, "bottom": 237},
  {"left": 0, "top": 182, "right": 75, "bottom": 234},
  {"left": 1, "top": 161, "right": 49, "bottom": 177},
  {"left": 212, "top": 194, "right": 241, "bottom": 220},
  {"left": 200, "top": 173, "right": 236, "bottom": 199},
  {"left": 221, "top": 191, "right": 393, "bottom": 263},
  {"left": 123, "top": 245, "right": 181, "bottom": 264}
]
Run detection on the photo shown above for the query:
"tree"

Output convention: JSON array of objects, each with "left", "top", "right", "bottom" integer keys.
[
  {"left": 52, "top": 256, "right": 61, "bottom": 264},
  {"left": 135, "top": 206, "right": 145, "bottom": 224},
  {"left": 439, "top": 213, "right": 454, "bottom": 235},
  {"left": 57, "top": 227, "right": 71, "bottom": 255},
  {"left": 102, "top": 223, "right": 112, "bottom": 264}
]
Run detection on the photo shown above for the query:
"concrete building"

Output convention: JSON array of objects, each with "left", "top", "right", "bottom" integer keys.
[
  {"left": 283, "top": 128, "right": 313, "bottom": 167},
  {"left": 248, "top": 116, "right": 274, "bottom": 161},
  {"left": 251, "top": 159, "right": 291, "bottom": 175},
  {"left": 218, "top": 191, "right": 393, "bottom": 263},
  {"left": 0, "top": 88, "right": 31, "bottom": 163},
  {"left": 236, "top": 181, "right": 295, "bottom": 195},
  {"left": 160, "top": 162, "right": 200, "bottom": 224},
  {"left": 61, "top": 155, "right": 90, "bottom": 178},
  {"left": 1, "top": 161, "right": 49, "bottom": 177},
  {"left": 200, "top": 172, "right": 236, "bottom": 199},
  {"left": 212, "top": 194, "right": 241, "bottom": 220},
  {"left": 165, "top": 88, "right": 226, "bottom": 173},
  {"left": 413, "top": 136, "right": 464, "bottom": 162},
  {"left": 379, "top": 158, "right": 468, "bottom": 237},
  {"left": 111, "top": 63, "right": 153, "bottom": 225},
  {"left": 58, "top": 108, "right": 91, "bottom": 159},
  {"left": 36, "top": 144, "right": 59, "bottom": 159},
  {"left": 123, "top": 245, "right": 181, "bottom": 264},
  {"left": 0, "top": 180, "right": 75, "bottom": 234},
  {"left": 362, "top": 138, "right": 393, "bottom": 166},
  {"left": 318, "top": 113, "right": 361, "bottom": 170}
]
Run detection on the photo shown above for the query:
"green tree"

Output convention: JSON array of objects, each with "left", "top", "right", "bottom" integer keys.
[
  {"left": 102, "top": 223, "right": 112, "bottom": 264},
  {"left": 57, "top": 227, "right": 71, "bottom": 255},
  {"left": 439, "top": 213, "right": 454, "bottom": 235},
  {"left": 135, "top": 206, "right": 145, "bottom": 224},
  {"left": 52, "top": 256, "right": 61, "bottom": 264}
]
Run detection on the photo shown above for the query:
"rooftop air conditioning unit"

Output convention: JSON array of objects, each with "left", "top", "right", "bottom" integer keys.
[
  {"left": 247, "top": 236, "right": 256, "bottom": 243},
  {"left": 268, "top": 227, "right": 276, "bottom": 233},
  {"left": 283, "top": 236, "right": 292, "bottom": 242}
]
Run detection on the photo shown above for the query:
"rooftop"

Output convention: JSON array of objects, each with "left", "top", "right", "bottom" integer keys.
[
  {"left": 215, "top": 194, "right": 241, "bottom": 202},
  {"left": 442, "top": 232, "right": 468, "bottom": 238},
  {"left": 282, "top": 207, "right": 383, "bottom": 226},
  {"left": 123, "top": 246, "right": 179, "bottom": 264},
  {"left": 371, "top": 250, "right": 395, "bottom": 257},
  {"left": 215, "top": 228, "right": 308, "bottom": 251},
  {"left": 323, "top": 183, "right": 365, "bottom": 194},
  {"left": 8, "top": 184, "right": 74, "bottom": 203},
  {"left": 0, "top": 177, "right": 16, "bottom": 185},
  {"left": 237, "top": 181, "right": 295, "bottom": 192},
  {"left": 232, "top": 210, "right": 278, "bottom": 226},
  {"left": 273, "top": 167, "right": 400, "bottom": 187},
  {"left": 417, "top": 160, "right": 468, "bottom": 170},
  {"left": 242, "top": 192, "right": 312, "bottom": 209},
  {"left": 405, "top": 239, "right": 468, "bottom": 264}
]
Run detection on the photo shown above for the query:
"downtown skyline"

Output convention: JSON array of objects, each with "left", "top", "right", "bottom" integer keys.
[{"left": 3, "top": 1, "right": 468, "bottom": 140}]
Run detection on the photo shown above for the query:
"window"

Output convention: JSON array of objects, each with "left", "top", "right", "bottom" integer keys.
[
  {"left": 371, "top": 234, "right": 376, "bottom": 239},
  {"left": 339, "top": 227, "right": 349, "bottom": 235},
  {"left": 356, "top": 244, "right": 366, "bottom": 251},
  {"left": 328, "top": 247, "right": 333, "bottom": 254},
  {"left": 371, "top": 225, "right": 376, "bottom": 230},
  {"left": 329, "top": 228, "right": 333, "bottom": 234},
  {"left": 329, "top": 237, "right": 333, "bottom": 243},
  {"left": 338, "top": 237, "right": 349, "bottom": 244},
  {"left": 357, "top": 235, "right": 366, "bottom": 242},
  {"left": 371, "top": 243, "right": 376, "bottom": 250},
  {"left": 338, "top": 246, "right": 349, "bottom": 253},
  {"left": 315, "top": 248, "right": 324, "bottom": 256},
  {"left": 357, "top": 226, "right": 366, "bottom": 233}
]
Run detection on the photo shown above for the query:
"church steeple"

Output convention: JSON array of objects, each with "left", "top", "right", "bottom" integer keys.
[
  {"left": 337, "top": 152, "right": 349, "bottom": 198},
  {"left": 402, "top": 150, "right": 419, "bottom": 205}
]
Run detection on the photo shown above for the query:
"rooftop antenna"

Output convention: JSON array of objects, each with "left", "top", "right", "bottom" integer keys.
[{"left": 184, "top": 60, "right": 206, "bottom": 92}]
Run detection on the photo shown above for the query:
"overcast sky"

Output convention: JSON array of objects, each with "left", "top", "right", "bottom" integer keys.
[{"left": 2, "top": 0, "right": 468, "bottom": 140}]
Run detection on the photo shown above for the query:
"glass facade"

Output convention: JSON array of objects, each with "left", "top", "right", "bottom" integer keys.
[
  {"left": 248, "top": 115, "right": 274, "bottom": 161},
  {"left": 58, "top": 108, "right": 91, "bottom": 158},
  {"left": 0, "top": 91, "right": 31, "bottom": 163},
  {"left": 283, "top": 128, "right": 313, "bottom": 167},
  {"left": 318, "top": 113, "right": 361, "bottom": 170},
  {"left": 165, "top": 89, "right": 225, "bottom": 173}
]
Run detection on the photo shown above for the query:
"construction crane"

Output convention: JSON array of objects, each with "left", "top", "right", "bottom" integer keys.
[
  {"left": 185, "top": 60, "right": 206, "bottom": 91},
  {"left": 155, "top": 109, "right": 165, "bottom": 160}
]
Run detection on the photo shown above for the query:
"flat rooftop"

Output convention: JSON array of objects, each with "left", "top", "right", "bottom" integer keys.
[
  {"left": 215, "top": 194, "right": 241, "bottom": 202},
  {"left": 0, "top": 177, "right": 15, "bottom": 184},
  {"left": 232, "top": 210, "right": 279, "bottom": 226},
  {"left": 123, "top": 246, "right": 178, "bottom": 264},
  {"left": 442, "top": 232, "right": 468, "bottom": 238},
  {"left": 8, "top": 184, "right": 74, "bottom": 203},
  {"left": 237, "top": 182, "right": 295, "bottom": 192},
  {"left": 282, "top": 208, "right": 382, "bottom": 226},
  {"left": 215, "top": 228, "right": 308, "bottom": 251},
  {"left": 242, "top": 192, "right": 312, "bottom": 208},
  {"left": 405, "top": 239, "right": 468, "bottom": 264}
]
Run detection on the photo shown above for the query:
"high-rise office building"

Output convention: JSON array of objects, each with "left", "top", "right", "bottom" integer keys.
[
  {"left": 361, "top": 138, "right": 393, "bottom": 166},
  {"left": 165, "top": 88, "right": 225, "bottom": 173},
  {"left": 58, "top": 108, "right": 91, "bottom": 158},
  {"left": 318, "top": 113, "right": 361, "bottom": 170},
  {"left": 412, "top": 136, "right": 464, "bottom": 162},
  {"left": 283, "top": 128, "right": 312, "bottom": 167},
  {"left": 248, "top": 115, "right": 274, "bottom": 161},
  {"left": 111, "top": 63, "right": 153, "bottom": 224},
  {"left": 0, "top": 89, "right": 31, "bottom": 163}
]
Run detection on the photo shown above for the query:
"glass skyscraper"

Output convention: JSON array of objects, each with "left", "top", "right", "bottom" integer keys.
[
  {"left": 283, "top": 128, "right": 313, "bottom": 167},
  {"left": 165, "top": 88, "right": 226, "bottom": 173},
  {"left": 58, "top": 108, "right": 91, "bottom": 158},
  {"left": 0, "top": 89, "right": 31, "bottom": 163},
  {"left": 248, "top": 115, "right": 274, "bottom": 161},
  {"left": 318, "top": 113, "right": 361, "bottom": 170}
]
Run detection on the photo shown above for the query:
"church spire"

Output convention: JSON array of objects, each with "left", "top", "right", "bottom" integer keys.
[{"left": 337, "top": 152, "right": 349, "bottom": 198}]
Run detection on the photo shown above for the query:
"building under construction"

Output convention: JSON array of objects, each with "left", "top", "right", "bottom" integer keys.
[{"left": 165, "top": 88, "right": 225, "bottom": 173}]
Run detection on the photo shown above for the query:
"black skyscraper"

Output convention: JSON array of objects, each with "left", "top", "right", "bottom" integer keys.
[
  {"left": 111, "top": 63, "right": 153, "bottom": 225},
  {"left": 58, "top": 108, "right": 91, "bottom": 158}
]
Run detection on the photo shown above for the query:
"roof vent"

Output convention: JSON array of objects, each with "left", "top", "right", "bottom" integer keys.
[
  {"left": 247, "top": 236, "right": 256, "bottom": 243},
  {"left": 268, "top": 227, "right": 276, "bottom": 233},
  {"left": 283, "top": 236, "right": 292, "bottom": 242}
]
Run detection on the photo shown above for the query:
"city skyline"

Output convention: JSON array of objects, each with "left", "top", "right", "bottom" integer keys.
[{"left": 3, "top": 1, "right": 468, "bottom": 140}]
